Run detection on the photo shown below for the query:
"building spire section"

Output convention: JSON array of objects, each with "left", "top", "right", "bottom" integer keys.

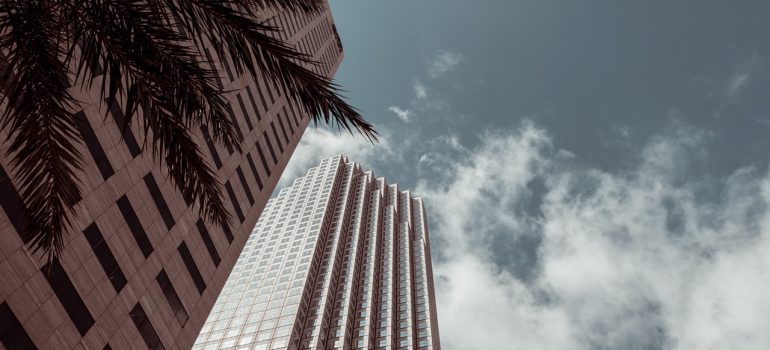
[{"left": 195, "top": 155, "right": 441, "bottom": 350}]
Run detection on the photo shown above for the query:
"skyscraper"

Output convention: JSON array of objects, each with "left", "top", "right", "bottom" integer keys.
[
  {"left": 0, "top": 4, "right": 344, "bottom": 349},
  {"left": 194, "top": 155, "right": 441, "bottom": 350}
]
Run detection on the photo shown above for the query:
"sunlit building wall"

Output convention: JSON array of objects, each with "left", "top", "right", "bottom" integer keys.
[{"left": 195, "top": 155, "right": 441, "bottom": 350}]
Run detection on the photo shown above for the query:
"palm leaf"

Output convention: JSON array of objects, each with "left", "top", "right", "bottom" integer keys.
[
  {"left": 0, "top": 0, "right": 374, "bottom": 261},
  {"left": 0, "top": 0, "right": 83, "bottom": 265}
]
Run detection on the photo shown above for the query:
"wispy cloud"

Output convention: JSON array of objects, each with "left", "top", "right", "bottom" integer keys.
[
  {"left": 415, "top": 121, "right": 770, "bottom": 350},
  {"left": 387, "top": 106, "right": 412, "bottom": 122},
  {"left": 725, "top": 54, "right": 761, "bottom": 99},
  {"left": 413, "top": 81, "right": 427, "bottom": 99},
  {"left": 727, "top": 73, "right": 750, "bottom": 97},
  {"left": 428, "top": 51, "right": 463, "bottom": 78}
]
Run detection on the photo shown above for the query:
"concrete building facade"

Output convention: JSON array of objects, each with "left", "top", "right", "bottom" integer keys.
[
  {"left": 194, "top": 156, "right": 441, "bottom": 350},
  {"left": 0, "top": 3, "right": 344, "bottom": 349}
]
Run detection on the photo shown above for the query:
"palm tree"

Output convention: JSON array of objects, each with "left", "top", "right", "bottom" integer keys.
[{"left": 0, "top": 0, "right": 376, "bottom": 265}]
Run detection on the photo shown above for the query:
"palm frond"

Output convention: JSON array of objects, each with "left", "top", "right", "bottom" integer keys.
[
  {"left": 74, "top": 0, "right": 239, "bottom": 233},
  {"left": 168, "top": 0, "right": 378, "bottom": 140},
  {"left": 0, "top": 0, "right": 375, "bottom": 262},
  {"left": 0, "top": 0, "right": 83, "bottom": 264},
  {"left": 246, "top": 0, "right": 325, "bottom": 14}
]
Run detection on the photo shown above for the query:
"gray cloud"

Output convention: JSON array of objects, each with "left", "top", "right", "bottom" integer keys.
[
  {"left": 428, "top": 51, "right": 463, "bottom": 79},
  {"left": 387, "top": 106, "right": 413, "bottom": 121},
  {"left": 725, "top": 54, "right": 762, "bottom": 99}
]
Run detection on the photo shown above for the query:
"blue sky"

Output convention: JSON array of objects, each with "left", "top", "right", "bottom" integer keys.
[{"left": 280, "top": 1, "right": 770, "bottom": 349}]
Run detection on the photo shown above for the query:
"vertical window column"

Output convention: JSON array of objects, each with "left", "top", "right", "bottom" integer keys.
[
  {"left": 83, "top": 223, "right": 128, "bottom": 292},
  {"left": 178, "top": 242, "right": 206, "bottom": 294},
  {"left": 143, "top": 173, "right": 175, "bottom": 230},
  {"left": 117, "top": 195, "right": 153, "bottom": 257},
  {"left": 0, "top": 302, "right": 36, "bottom": 350},
  {"left": 156, "top": 270, "right": 189, "bottom": 326},
  {"left": 43, "top": 259, "right": 95, "bottom": 336},
  {"left": 129, "top": 303, "right": 165, "bottom": 350}
]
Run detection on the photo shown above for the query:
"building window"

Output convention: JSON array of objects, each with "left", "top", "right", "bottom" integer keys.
[
  {"left": 43, "top": 259, "right": 95, "bottom": 336},
  {"left": 196, "top": 219, "right": 222, "bottom": 266},
  {"left": 143, "top": 173, "right": 175, "bottom": 230},
  {"left": 0, "top": 165, "right": 29, "bottom": 242},
  {"left": 262, "top": 131, "right": 278, "bottom": 164},
  {"left": 83, "top": 223, "right": 127, "bottom": 292},
  {"left": 225, "top": 180, "right": 245, "bottom": 223},
  {"left": 255, "top": 141, "right": 271, "bottom": 176},
  {"left": 235, "top": 94, "right": 254, "bottom": 131},
  {"left": 129, "top": 303, "right": 166, "bottom": 350},
  {"left": 117, "top": 195, "right": 153, "bottom": 257},
  {"left": 156, "top": 270, "right": 189, "bottom": 326},
  {"left": 225, "top": 103, "right": 245, "bottom": 141},
  {"left": 236, "top": 166, "right": 255, "bottom": 205},
  {"left": 178, "top": 242, "right": 207, "bottom": 294},
  {"left": 107, "top": 98, "right": 141, "bottom": 157},
  {"left": 245, "top": 86, "right": 263, "bottom": 120},
  {"left": 270, "top": 122, "right": 284, "bottom": 153},
  {"left": 74, "top": 111, "right": 114, "bottom": 179},
  {"left": 0, "top": 302, "right": 36, "bottom": 349},
  {"left": 246, "top": 153, "right": 264, "bottom": 190},
  {"left": 200, "top": 126, "right": 223, "bottom": 169}
]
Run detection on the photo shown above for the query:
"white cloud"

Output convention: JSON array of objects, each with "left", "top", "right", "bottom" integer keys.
[
  {"left": 727, "top": 73, "right": 750, "bottom": 97},
  {"left": 725, "top": 54, "right": 761, "bottom": 99},
  {"left": 413, "top": 81, "right": 428, "bottom": 99},
  {"left": 416, "top": 121, "right": 770, "bottom": 350},
  {"left": 387, "top": 106, "right": 412, "bottom": 122},
  {"left": 277, "top": 126, "right": 390, "bottom": 188},
  {"left": 428, "top": 51, "right": 463, "bottom": 78}
]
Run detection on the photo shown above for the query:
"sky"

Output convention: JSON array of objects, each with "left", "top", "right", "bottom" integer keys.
[{"left": 279, "top": 1, "right": 770, "bottom": 349}]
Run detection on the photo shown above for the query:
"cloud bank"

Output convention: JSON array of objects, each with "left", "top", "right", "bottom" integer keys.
[
  {"left": 418, "top": 121, "right": 770, "bottom": 350},
  {"left": 278, "top": 127, "right": 388, "bottom": 188},
  {"left": 278, "top": 119, "right": 770, "bottom": 349}
]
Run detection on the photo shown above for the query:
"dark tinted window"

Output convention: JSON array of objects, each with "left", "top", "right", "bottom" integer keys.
[
  {"left": 225, "top": 181, "right": 245, "bottom": 223},
  {"left": 143, "top": 173, "right": 175, "bottom": 230},
  {"left": 235, "top": 166, "right": 255, "bottom": 206},
  {"left": 195, "top": 219, "right": 221, "bottom": 266},
  {"left": 235, "top": 94, "right": 253, "bottom": 131},
  {"left": 221, "top": 54, "right": 234, "bottom": 81},
  {"left": 0, "top": 166, "right": 29, "bottom": 242},
  {"left": 200, "top": 127, "right": 222, "bottom": 169},
  {"left": 129, "top": 303, "right": 165, "bottom": 350},
  {"left": 281, "top": 107, "right": 295, "bottom": 135},
  {"left": 117, "top": 195, "right": 153, "bottom": 257},
  {"left": 270, "top": 122, "right": 284, "bottom": 154},
  {"left": 202, "top": 47, "right": 224, "bottom": 90},
  {"left": 178, "top": 242, "right": 206, "bottom": 294},
  {"left": 75, "top": 111, "right": 114, "bottom": 179},
  {"left": 245, "top": 153, "right": 264, "bottom": 190},
  {"left": 156, "top": 270, "right": 188, "bottom": 325},
  {"left": 83, "top": 223, "right": 127, "bottom": 292},
  {"left": 277, "top": 111, "right": 291, "bottom": 140},
  {"left": 255, "top": 141, "right": 271, "bottom": 176},
  {"left": 225, "top": 103, "right": 244, "bottom": 140},
  {"left": 43, "top": 259, "right": 94, "bottom": 336},
  {"left": 0, "top": 302, "right": 37, "bottom": 349},
  {"left": 245, "top": 86, "right": 263, "bottom": 121},
  {"left": 262, "top": 131, "right": 278, "bottom": 164},
  {"left": 107, "top": 99, "right": 141, "bottom": 157}
]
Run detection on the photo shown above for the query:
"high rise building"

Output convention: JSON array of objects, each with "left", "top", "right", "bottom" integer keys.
[
  {"left": 0, "top": 4, "right": 344, "bottom": 349},
  {"left": 194, "top": 155, "right": 441, "bottom": 350}
]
